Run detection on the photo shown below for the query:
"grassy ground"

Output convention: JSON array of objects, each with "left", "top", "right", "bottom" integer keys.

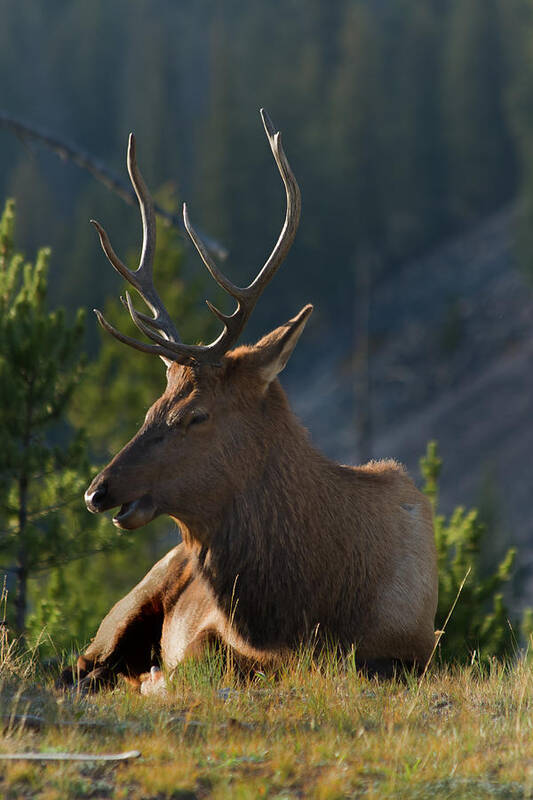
[{"left": 1, "top": 637, "right": 533, "bottom": 800}]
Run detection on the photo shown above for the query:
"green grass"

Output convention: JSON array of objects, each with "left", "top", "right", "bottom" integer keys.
[{"left": 2, "top": 632, "right": 533, "bottom": 799}]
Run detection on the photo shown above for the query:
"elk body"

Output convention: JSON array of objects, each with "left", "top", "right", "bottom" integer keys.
[{"left": 74, "top": 111, "right": 437, "bottom": 692}]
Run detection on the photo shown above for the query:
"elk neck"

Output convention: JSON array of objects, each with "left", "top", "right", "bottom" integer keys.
[{"left": 177, "top": 380, "right": 369, "bottom": 650}]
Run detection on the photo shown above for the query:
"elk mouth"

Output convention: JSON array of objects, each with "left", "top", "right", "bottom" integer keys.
[{"left": 113, "top": 495, "right": 157, "bottom": 530}]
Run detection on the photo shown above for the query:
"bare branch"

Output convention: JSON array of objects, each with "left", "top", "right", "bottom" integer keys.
[{"left": 0, "top": 110, "right": 227, "bottom": 260}]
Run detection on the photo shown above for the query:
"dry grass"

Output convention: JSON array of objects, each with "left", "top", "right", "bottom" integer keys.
[{"left": 1, "top": 633, "right": 533, "bottom": 799}]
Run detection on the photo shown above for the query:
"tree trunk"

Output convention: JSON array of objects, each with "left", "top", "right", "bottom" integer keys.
[
  {"left": 15, "top": 471, "right": 28, "bottom": 641},
  {"left": 14, "top": 566, "right": 27, "bottom": 637},
  {"left": 353, "top": 248, "right": 375, "bottom": 464}
]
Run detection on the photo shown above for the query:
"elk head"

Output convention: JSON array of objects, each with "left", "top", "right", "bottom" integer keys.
[{"left": 85, "top": 110, "right": 312, "bottom": 537}]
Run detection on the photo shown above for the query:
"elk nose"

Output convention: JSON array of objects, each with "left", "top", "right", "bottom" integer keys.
[{"left": 85, "top": 481, "right": 108, "bottom": 513}]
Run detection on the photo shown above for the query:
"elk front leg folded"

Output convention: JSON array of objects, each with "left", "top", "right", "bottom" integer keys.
[{"left": 60, "top": 544, "right": 191, "bottom": 690}]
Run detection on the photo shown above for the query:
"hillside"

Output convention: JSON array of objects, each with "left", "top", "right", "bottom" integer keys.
[{"left": 286, "top": 205, "right": 533, "bottom": 609}]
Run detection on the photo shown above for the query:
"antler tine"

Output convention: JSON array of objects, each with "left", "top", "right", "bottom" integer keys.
[
  {"left": 183, "top": 203, "right": 240, "bottom": 299},
  {"left": 90, "top": 219, "right": 135, "bottom": 286},
  {"left": 249, "top": 109, "right": 301, "bottom": 297},
  {"left": 93, "top": 308, "right": 187, "bottom": 362},
  {"left": 126, "top": 134, "right": 156, "bottom": 281},
  {"left": 123, "top": 291, "right": 182, "bottom": 350},
  {"left": 125, "top": 133, "right": 183, "bottom": 343},
  {"left": 180, "top": 108, "right": 301, "bottom": 360},
  {"left": 92, "top": 134, "right": 182, "bottom": 345}
]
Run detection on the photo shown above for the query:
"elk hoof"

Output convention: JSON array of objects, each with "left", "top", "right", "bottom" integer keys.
[{"left": 140, "top": 666, "right": 167, "bottom": 697}]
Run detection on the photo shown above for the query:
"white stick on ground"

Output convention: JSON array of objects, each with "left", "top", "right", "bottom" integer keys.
[{"left": 0, "top": 750, "right": 141, "bottom": 762}]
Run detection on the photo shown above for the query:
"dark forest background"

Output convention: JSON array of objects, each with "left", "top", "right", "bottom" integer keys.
[
  {"left": 1, "top": 0, "right": 533, "bottom": 652},
  {"left": 2, "top": 0, "right": 533, "bottom": 334}
]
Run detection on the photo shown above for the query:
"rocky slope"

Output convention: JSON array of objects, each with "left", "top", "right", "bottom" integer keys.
[{"left": 286, "top": 206, "right": 533, "bottom": 608}]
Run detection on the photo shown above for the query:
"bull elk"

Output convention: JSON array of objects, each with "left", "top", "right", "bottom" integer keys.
[{"left": 70, "top": 111, "right": 437, "bottom": 691}]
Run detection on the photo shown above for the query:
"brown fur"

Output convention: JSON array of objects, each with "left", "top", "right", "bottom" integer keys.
[{"left": 74, "top": 310, "right": 438, "bottom": 691}]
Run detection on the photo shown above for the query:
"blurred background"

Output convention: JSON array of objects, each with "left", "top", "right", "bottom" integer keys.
[{"left": 1, "top": 0, "right": 533, "bottom": 653}]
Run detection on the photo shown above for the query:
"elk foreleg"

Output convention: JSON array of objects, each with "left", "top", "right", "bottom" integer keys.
[{"left": 60, "top": 544, "right": 191, "bottom": 691}]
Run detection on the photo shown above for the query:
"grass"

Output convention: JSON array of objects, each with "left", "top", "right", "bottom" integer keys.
[{"left": 1, "top": 630, "right": 533, "bottom": 800}]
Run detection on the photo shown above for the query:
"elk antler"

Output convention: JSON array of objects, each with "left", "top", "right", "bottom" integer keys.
[{"left": 93, "top": 109, "right": 301, "bottom": 365}]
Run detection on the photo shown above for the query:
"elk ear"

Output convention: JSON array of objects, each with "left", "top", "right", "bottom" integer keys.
[{"left": 250, "top": 304, "right": 313, "bottom": 386}]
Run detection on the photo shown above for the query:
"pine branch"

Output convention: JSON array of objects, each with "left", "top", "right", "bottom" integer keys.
[
  {"left": 29, "top": 539, "right": 131, "bottom": 573},
  {"left": 0, "top": 493, "right": 85, "bottom": 538},
  {"left": 0, "top": 541, "right": 128, "bottom": 574}
]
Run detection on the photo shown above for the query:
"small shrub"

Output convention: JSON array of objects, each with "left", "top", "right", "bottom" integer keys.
[{"left": 420, "top": 441, "right": 519, "bottom": 663}]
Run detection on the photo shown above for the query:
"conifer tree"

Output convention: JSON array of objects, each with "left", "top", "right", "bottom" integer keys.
[
  {"left": 420, "top": 441, "right": 518, "bottom": 662},
  {"left": 0, "top": 199, "right": 117, "bottom": 638}
]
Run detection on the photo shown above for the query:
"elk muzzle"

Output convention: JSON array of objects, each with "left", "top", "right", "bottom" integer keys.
[{"left": 85, "top": 476, "right": 157, "bottom": 530}]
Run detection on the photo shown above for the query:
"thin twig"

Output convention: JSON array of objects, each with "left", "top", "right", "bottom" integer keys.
[
  {"left": 422, "top": 567, "right": 471, "bottom": 681},
  {"left": 406, "top": 567, "right": 471, "bottom": 718}
]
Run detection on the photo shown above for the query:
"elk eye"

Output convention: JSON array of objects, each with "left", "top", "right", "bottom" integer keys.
[{"left": 188, "top": 410, "right": 209, "bottom": 427}]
